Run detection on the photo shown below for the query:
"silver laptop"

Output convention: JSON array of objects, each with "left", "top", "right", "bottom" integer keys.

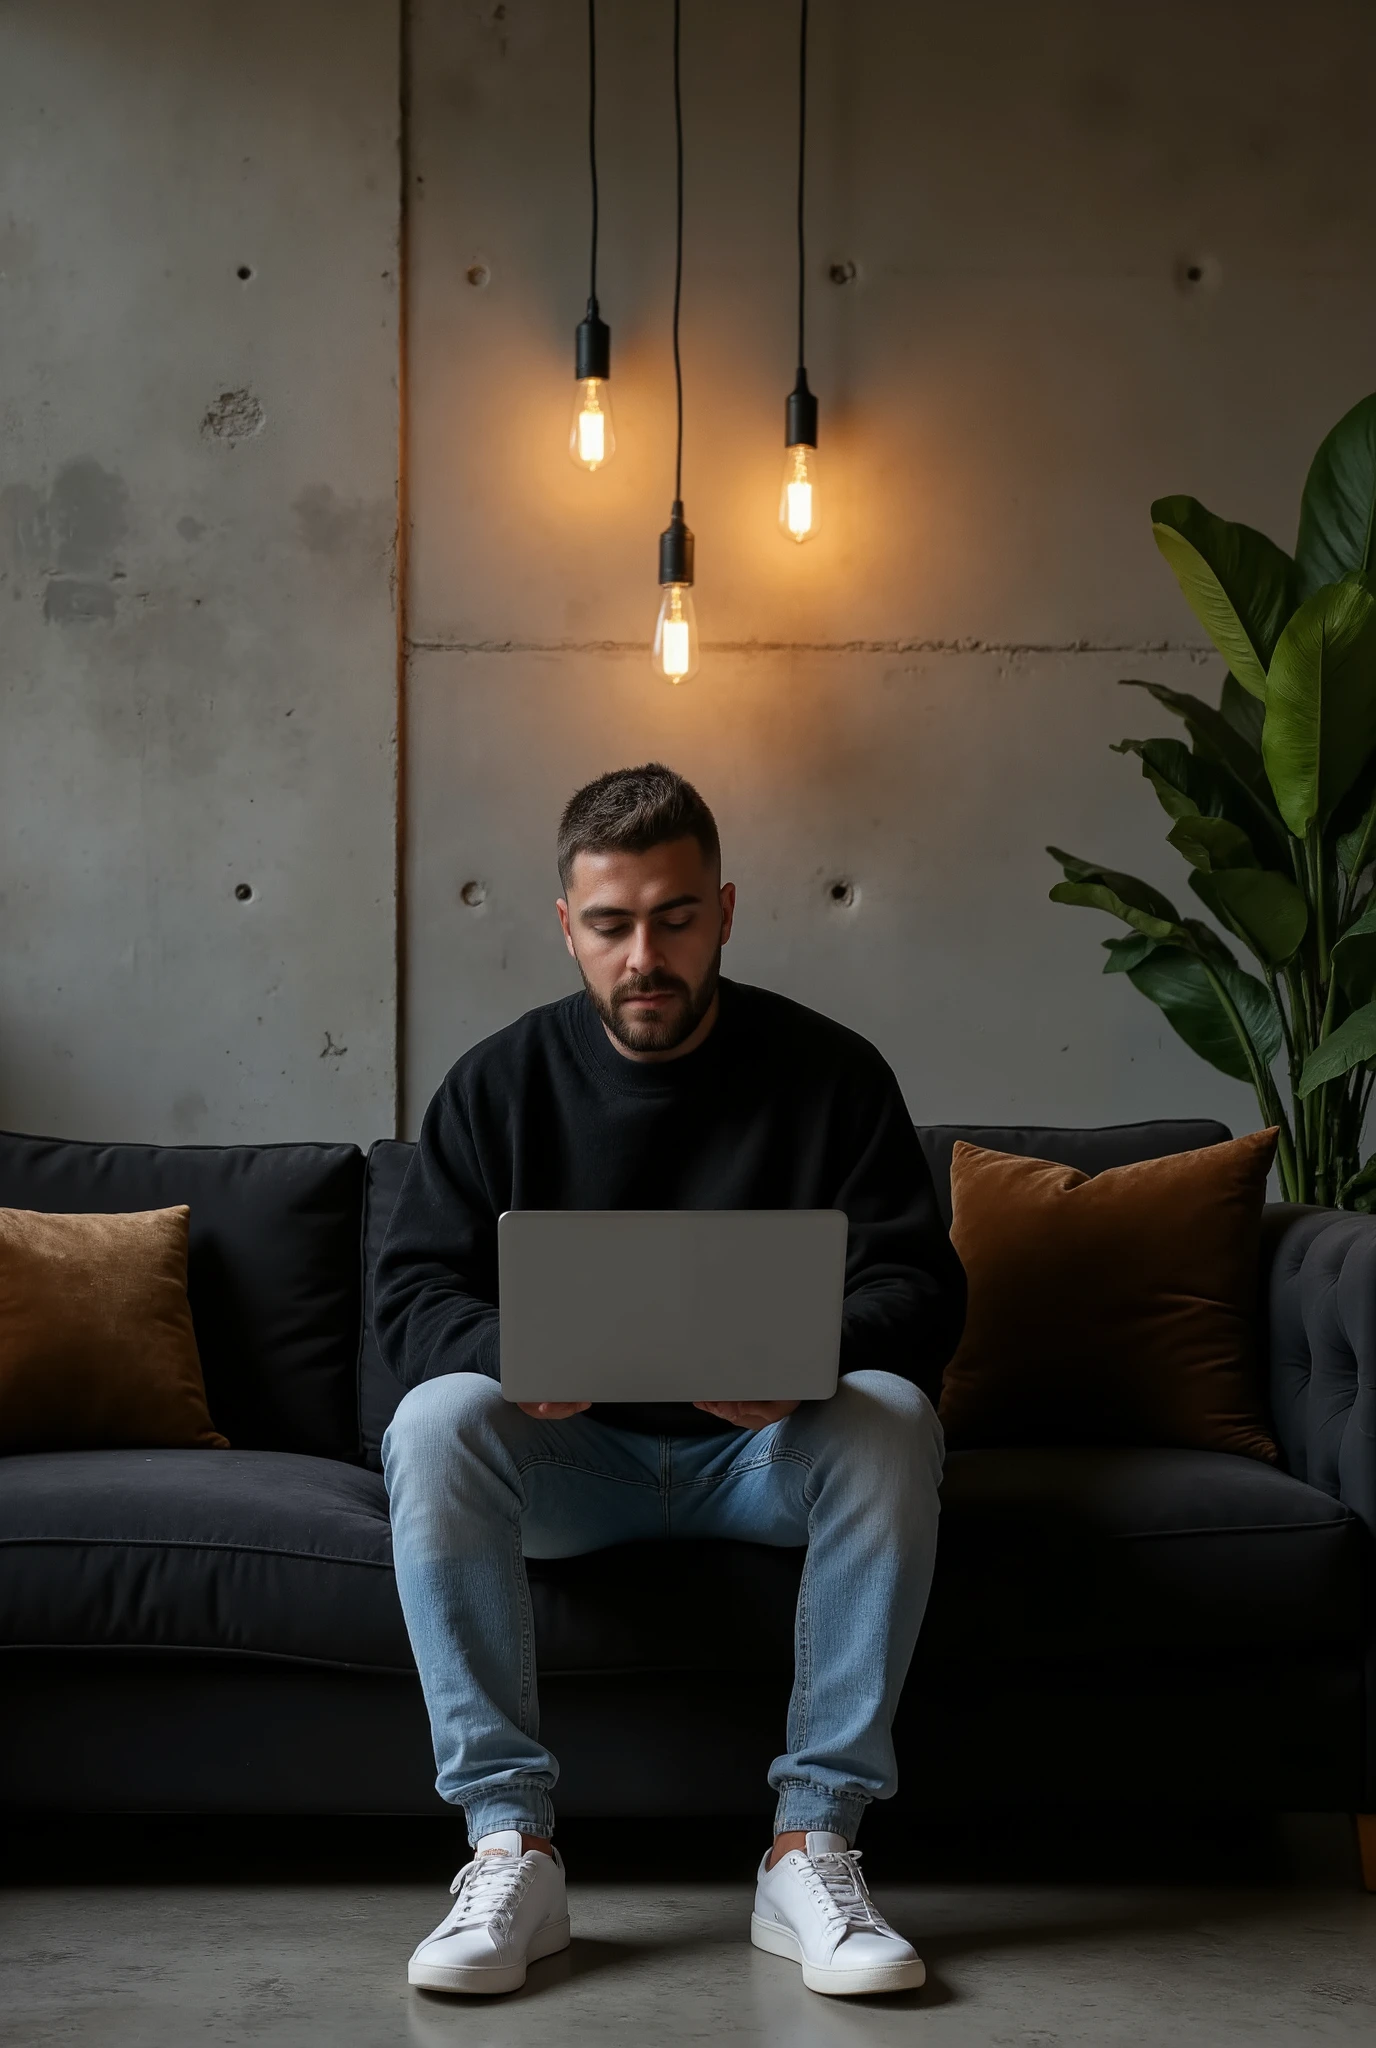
[{"left": 498, "top": 1209, "right": 847, "bottom": 1405}]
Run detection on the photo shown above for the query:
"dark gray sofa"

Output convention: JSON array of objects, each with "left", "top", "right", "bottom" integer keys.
[{"left": 1, "top": 1117, "right": 1372, "bottom": 1881}]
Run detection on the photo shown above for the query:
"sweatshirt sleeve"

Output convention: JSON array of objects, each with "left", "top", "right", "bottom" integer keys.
[
  {"left": 373, "top": 1071, "right": 502, "bottom": 1393},
  {"left": 834, "top": 1059, "right": 967, "bottom": 1407}
]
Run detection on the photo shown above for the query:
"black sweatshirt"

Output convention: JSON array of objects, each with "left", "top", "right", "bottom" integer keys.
[{"left": 375, "top": 978, "right": 966, "bottom": 1435}]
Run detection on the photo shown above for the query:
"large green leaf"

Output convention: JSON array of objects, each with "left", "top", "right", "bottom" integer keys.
[
  {"left": 1050, "top": 882, "right": 1180, "bottom": 939},
  {"left": 1167, "top": 817, "right": 1258, "bottom": 870},
  {"left": 1337, "top": 779, "right": 1376, "bottom": 879},
  {"left": 1295, "top": 392, "right": 1376, "bottom": 599},
  {"left": 1151, "top": 495, "right": 1296, "bottom": 699},
  {"left": 1219, "top": 671, "right": 1266, "bottom": 751},
  {"left": 1128, "top": 945, "right": 1281, "bottom": 1082},
  {"left": 1262, "top": 574, "right": 1376, "bottom": 836},
  {"left": 1188, "top": 867, "right": 1308, "bottom": 967},
  {"left": 1120, "top": 679, "right": 1290, "bottom": 858},
  {"left": 1102, "top": 933, "right": 1162, "bottom": 974},
  {"left": 1121, "top": 680, "right": 1278, "bottom": 807},
  {"left": 1112, "top": 736, "right": 1225, "bottom": 823},
  {"left": 1331, "top": 901, "right": 1376, "bottom": 1003},
  {"left": 1298, "top": 998, "right": 1376, "bottom": 1096},
  {"left": 1047, "top": 849, "right": 1183, "bottom": 939}
]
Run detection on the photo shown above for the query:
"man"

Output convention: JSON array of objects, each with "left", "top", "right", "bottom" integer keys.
[{"left": 377, "top": 763, "right": 965, "bottom": 1999}]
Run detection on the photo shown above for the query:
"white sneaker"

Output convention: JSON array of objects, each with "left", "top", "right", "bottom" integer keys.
[
  {"left": 751, "top": 1831, "right": 926, "bottom": 1996},
  {"left": 407, "top": 1831, "right": 571, "bottom": 1995}
]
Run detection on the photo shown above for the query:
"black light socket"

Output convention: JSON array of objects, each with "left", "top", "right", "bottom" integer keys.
[
  {"left": 658, "top": 501, "right": 695, "bottom": 587},
  {"left": 785, "top": 367, "right": 818, "bottom": 449},
  {"left": 575, "top": 299, "right": 611, "bottom": 381}
]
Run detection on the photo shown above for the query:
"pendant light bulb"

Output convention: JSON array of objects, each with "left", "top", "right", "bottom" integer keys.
[
  {"left": 570, "top": 374, "right": 615, "bottom": 470},
  {"left": 570, "top": 304, "right": 614, "bottom": 472},
  {"left": 780, "top": 373, "right": 821, "bottom": 543},
  {"left": 570, "top": 6, "right": 615, "bottom": 470},
  {"left": 653, "top": 584, "right": 699, "bottom": 685},
  {"left": 653, "top": 505, "right": 699, "bottom": 685}
]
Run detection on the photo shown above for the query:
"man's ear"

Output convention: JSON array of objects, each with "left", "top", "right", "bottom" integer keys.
[
  {"left": 556, "top": 897, "right": 577, "bottom": 960},
  {"left": 719, "top": 881, "right": 736, "bottom": 946}
]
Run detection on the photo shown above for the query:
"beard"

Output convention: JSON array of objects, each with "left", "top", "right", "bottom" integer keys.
[{"left": 582, "top": 947, "right": 722, "bottom": 1055}]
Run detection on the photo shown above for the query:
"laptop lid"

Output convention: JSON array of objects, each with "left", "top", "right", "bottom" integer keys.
[{"left": 497, "top": 1209, "right": 847, "bottom": 1405}]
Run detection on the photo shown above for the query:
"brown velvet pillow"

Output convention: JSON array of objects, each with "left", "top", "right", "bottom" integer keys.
[
  {"left": 937, "top": 1130, "right": 1279, "bottom": 1461},
  {"left": 0, "top": 1205, "right": 227, "bottom": 1452}
]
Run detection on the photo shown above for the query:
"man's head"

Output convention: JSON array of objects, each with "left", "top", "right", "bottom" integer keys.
[{"left": 556, "top": 764, "right": 734, "bottom": 1059}]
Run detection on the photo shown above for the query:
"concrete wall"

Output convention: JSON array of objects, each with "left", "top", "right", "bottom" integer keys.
[
  {"left": 0, "top": 0, "right": 399, "bottom": 1144},
  {"left": 7, "top": 1, "right": 1376, "bottom": 1148},
  {"left": 404, "top": 0, "right": 1376, "bottom": 1134}
]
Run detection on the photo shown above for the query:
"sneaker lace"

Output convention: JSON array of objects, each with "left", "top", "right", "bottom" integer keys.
[
  {"left": 445, "top": 1852, "right": 532, "bottom": 1940},
  {"left": 800, "top": 1849, "right": 892, "bottom": 1937}
]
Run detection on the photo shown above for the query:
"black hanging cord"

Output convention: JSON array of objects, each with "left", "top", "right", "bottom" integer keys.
[
  {"left": 672, "top": 0, "right": 685, "bottom": 503},
  {"left": 796, "top": 0, "right": 808, "bottom": 372},
  {"left": 784, "top": 0, "right": 817, "bottom": 451},
  {"left": 575, "top": 0, "right": 609, "bottom": 382},
  {"left": 658, "top": 0, "right": 693, "bottom": 589},
  {"left": 587, "top": 0, "right": 599, "bottom": 310}
]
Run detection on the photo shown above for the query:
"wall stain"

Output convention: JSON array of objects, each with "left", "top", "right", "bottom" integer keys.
[
  {"left": 2, "top": 459, "right": 130, "bottom": 620},
  {"left": 177, "top": 515, "right": 206, "bottom": 541},
  {"left": 293, "top": 484, "right": 393, "bottom": 566},
  {"left": 43, "top": 578, "right": 117, "bottom": 625}
]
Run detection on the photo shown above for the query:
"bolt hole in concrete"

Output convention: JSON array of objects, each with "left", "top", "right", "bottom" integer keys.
[
  {"left": 466, "top": 262, "right": 491, "bottom": 288},
  {"left": 236, "top": 264, "right": 253, "bottom": 281},
  {"left": 1176, "top": 252, "right": 1222, "bottom": 294},
  {"left": 460, "top": 880, "right": 488, "bottom": 908},
  {"left": 829, "top": 880, "right": 857, "bottom": 908},
  {"left": 829, "top": 259, "right": 857, "bottom": 285},
  {"left": 234, "top": 883, "right": 253, "bottom": 902}
]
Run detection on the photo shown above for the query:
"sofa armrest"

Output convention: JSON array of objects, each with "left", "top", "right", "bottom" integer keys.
[
  {"left": 1263, "top": 1204, "right": 1376, "bottom": 1818},
  {"left": 1262, "top": 1204, "right": 1376, "bottom": 1533}
]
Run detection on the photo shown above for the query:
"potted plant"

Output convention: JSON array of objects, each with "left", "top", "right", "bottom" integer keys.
[{"left": 1049, "top": 393, "right": 1376, "bottom": 1207}]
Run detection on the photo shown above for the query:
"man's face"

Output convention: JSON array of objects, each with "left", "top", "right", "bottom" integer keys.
[{"left": 557, "top": 837, "right": 735, "bottom": 1058}]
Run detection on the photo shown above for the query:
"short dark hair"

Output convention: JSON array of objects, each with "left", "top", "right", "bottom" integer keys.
[{"left": 557, "top": 763, "right": 720, "bottom": 889}]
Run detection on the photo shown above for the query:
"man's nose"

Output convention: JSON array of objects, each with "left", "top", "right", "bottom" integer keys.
[{"left": 625, "top": 922, "right": 661, "bottom": 974}]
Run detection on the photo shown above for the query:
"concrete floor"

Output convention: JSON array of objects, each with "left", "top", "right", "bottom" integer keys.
[{"left": 3, "top": 1816, "right": 1374, "bottom": 2046}]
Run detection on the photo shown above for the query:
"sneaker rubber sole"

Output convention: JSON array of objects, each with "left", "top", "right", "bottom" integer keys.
[
  {"left": 408, "top": 1914, "right": 571, "bottom": 1995},
  {"left": 750, "top": 1912, "right": 926, "bottom": 1997}
]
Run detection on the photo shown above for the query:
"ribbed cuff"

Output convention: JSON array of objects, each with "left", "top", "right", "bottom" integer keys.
[
  {"left": 464, "top": 1790, "right": 557, "bottom": 1846},
  {"left": 772, "top": 1788, "right": 868, "bottom": 1843}
]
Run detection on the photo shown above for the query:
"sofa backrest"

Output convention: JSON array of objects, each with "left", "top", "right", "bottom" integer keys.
[
  {"left": 357, "top": 1119, "right": 1233, "bottom": 1458},
  {"left": 0, "top": 1128, "right": 365, "bottom": 1459}
]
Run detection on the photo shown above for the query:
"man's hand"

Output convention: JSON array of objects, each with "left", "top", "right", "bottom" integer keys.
[
  {"left": 517, "top": 1401, "right": 592, "bottom": 1420},
  {"left": 693, "top": 1399, "right": 800, "bottom": 1431}
]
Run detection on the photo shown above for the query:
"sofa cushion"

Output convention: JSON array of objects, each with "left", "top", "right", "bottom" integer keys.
[
  {"left": 0, "top": 1131, "right": 365, "bottom": 1458},
  {"left": 937, "top": 1132, "right": 1280, "bottom": 1461},
  {"left": 917, "top": 1121, "right": 1232, "bottom": 1228},
  {"left": 922, "top": 1447, "right": 1365, "bottom": 1660},
  {"left": 0, "top": 1204, "right": 225, "bottom": 1452},
  {"left": 0, "top": 1450, "right": 410, "bottom": 1670},
  {"left": 1, "top": 1442, "right": 1362, "bottom": 1678}
]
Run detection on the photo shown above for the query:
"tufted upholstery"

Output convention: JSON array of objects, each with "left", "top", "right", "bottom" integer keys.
[{"left": 1263, "top": 1206, "right": 1376, "bottom": 1539}]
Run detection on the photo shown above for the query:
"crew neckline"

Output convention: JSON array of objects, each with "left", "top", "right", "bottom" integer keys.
[{"left": 570, "top": 978, "right": 734, "bottom": 1095}]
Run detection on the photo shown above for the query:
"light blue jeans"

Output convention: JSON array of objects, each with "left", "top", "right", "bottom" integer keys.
[{"left": 382, "top": 1369, "right": 943, "bottom": 1845}]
